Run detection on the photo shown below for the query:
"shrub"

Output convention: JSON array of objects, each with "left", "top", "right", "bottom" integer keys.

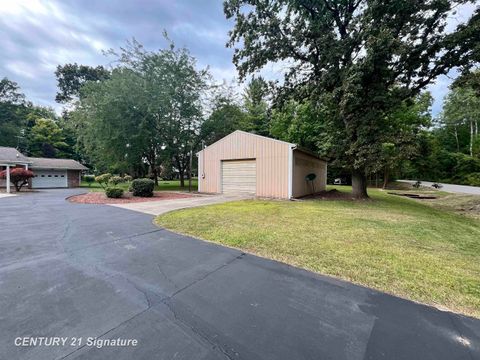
[
  {"left": 82, "top": 175, "right": 95, "bottom": 187},
  {"left": 105, "top": 187, "right": 124, "bottom": 198},
  {"left": 109, "top": 175, "right": 124, "bottom": 185},
  {"left": 123, "top": 175, "right": 133, "bottom": 182},
  {"left": 130, "top": 178, "right": 154, "bottom": 197},
  {"left": 0, "top": 168, "right": 34, "bottom": 191},
  {"left": 95, "top": 173, "right": 112, "bottom": 189},
  {"left": 464, "top": 173, "right": 480, "bottom": 187}
]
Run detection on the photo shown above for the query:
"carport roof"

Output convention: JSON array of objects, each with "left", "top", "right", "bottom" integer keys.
[
  {"left": 28, "top": 157, "right": 88, "bottom": 170},
  {"left": 0, "top": 147, "right": 31, "bottom": 164}
]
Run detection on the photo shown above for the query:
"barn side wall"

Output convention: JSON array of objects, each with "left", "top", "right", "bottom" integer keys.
[
  {"left": 198, "top": 132, "right": 291, "bottom": 199},
  {"left": 292, "top": 151, "right": 327, "bottom": 198}
]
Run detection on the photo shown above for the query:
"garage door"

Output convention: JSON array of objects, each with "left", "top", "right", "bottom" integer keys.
[
  {"left": 221, "top": 160, "right": 256, "bottom": 195},
  {"left": 31, "top": 170, "right": 68, "bottom": 188}
]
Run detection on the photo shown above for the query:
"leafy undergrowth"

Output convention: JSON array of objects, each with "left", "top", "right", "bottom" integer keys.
[{"left": 156, "top": 187, "right": 480, "bottom": 318}]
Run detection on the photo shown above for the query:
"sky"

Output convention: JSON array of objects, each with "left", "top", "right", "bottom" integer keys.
[{"left": 0, "top": 0, "right": 477, "bottom": 116}]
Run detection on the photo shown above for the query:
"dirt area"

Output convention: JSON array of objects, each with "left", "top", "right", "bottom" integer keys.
[
  {"left": 300, "top": 189, "right": 357, "bottom": 200},
  {"left": 69, "top": 191, "right": 194, "bottom": 204},
  {"left": 422, "top": 194, "right": 480, "bottom": 219}
]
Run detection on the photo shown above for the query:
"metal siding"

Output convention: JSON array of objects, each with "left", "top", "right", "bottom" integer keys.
[
  {"left": 198, "top": 131, "right": 291, "bottom": 198},
  {"left": 292, "top": 151, "right": 327, "bottom": 198}
]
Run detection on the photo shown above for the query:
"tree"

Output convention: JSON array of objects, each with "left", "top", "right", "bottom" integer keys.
[
  {"left": 243, "top": 77, "right": 270, "bottom": 135},
  {"left": 201, "top": 93, "right": 247, "bottom": 145},
  {"left": 442, "top": 87, "right": 480, "bottom": 157},
  {"left": 452, "top": 68, "right": 480, "bottom": 96},
  {"left": 55, "top": 63, "right": 110, "bottom": 103},
  {"left": 0, "top": 168, "right": 34, "bottom": 192},
  {"left": 72, "top": 39, "right": 208, "bottom": 185},
  {"left": 28, "top": 118, "right": 69, "bottom": 158},
  {"left": 0, "top": 78, "right": 26, "bottom": 147},
  {"left": 379, "top": 93, "right": 433, "bottom": 187},
  {"left": 224, "top": 0, "right": 480, "bottom": 198}
]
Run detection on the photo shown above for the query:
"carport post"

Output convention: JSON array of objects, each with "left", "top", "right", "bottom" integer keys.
[{"left": 6, "top": 164, "right": 10, "bottom": 193}]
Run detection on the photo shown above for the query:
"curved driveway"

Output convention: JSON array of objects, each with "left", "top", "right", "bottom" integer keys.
[
  {"left": 0, "top": 189, "right": 479, "bottom": 359},
  {"left": 398, "top": 180, "right": 480, "bottom": 195}
]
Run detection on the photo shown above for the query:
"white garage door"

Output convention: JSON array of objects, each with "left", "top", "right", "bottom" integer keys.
[
  {"left": 31, "top": 170, "right": 68, "bottom": 188},
  {"left": 221, "top": 160, "right": 256, "bottom": 195}
]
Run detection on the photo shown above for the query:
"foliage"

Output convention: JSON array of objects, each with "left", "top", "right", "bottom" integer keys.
[
  {"left": 242, "top": 77, "right": 270, "bottom": 136},
  {"left": 464, "top": 173, "right": 480, "bottom": 186},
  {"left": 130, "top": 178, "right": 155, "bottom": 197},
  {"left": 105, "top": 186, "right": 124, "bottom": 198},
  {"left": 82, "top": 175, "right": 95, "bottom": 187},
  {"left": 123, "top": 175, "right": 133, "bottom": 182},
  {"left": 0, "top": 78, "right": 26, "bottom": 147},
  {"left": 201, "top": 91, "right": 247, "bottom": 145},
  {"left": 109, "top": 175, "right": 124, "bottom": 185},
  {"left": 55, "top": 63, "right": 110, "bottom": 103},
  {"left": 224, "top": 0, "right": 480, "bottom": 198},
  {"left": 72, "top": 38, "right": 208, "bottom": 185},
  {"left": 28, "top": 118, "right": 69, "bottom": 158},
  {"left": 0, "top": 168, "right": 34, "bottom": 191},
  {"left": 94, "top": 173, "right": 112, "bottom": 189},
  {"left": 441, "top": 87, "right": 480, "bottom": 156}
]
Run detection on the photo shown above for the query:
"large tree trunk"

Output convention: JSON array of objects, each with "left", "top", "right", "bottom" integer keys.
[
  {"left": 179, "top": 171, "right": 185, "bottom": 187},
  {"left": 152, "top": 166, "right": 159, "bottom": 186},
  {"left": 352, "top": 170, "right": 369, "bottom": 199}
]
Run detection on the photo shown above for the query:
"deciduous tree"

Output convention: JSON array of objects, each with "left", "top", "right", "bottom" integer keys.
[{"left": 224, "top": 0, "right": 480, "bottom": 198}]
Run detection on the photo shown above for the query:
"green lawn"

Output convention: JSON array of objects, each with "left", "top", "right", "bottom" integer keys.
[
  {"left": 156, "top": 186, "right": 480, "bottom": 318},
  {"left": 81, "top": 179, "right": 198, "bottom": 192}
]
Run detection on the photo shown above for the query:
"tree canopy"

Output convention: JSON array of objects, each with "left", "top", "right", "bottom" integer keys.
[
  {"left": 72, "top": 39, "right": 208, "bottom": 184},
  {"left": 224, "top": 0, "right": 480, "bottom": 197}
]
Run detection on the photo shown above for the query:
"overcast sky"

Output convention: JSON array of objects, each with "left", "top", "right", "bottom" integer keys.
[{"left": 0, "top": 0, "right": 477, "bottom": 115}]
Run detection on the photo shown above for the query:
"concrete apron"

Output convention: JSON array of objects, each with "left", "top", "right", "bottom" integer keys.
[{"left": 108, "top": 194, "right": 250, "bottom": 216}]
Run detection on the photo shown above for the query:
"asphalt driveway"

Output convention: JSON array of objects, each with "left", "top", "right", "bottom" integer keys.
[
  {"left": 0, "top": 189, "right": 479, "bottom": 360},
  {"left": 399, "top": 180, "right": 480, "bottom": 195}
]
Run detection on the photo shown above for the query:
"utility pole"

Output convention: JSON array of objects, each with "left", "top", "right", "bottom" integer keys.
[{"left": 188, "top": 143, "right": 193, "bottom": 192}]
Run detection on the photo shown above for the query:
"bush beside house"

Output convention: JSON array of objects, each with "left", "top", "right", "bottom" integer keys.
[{"left": 0, "top": 168, "right": 34, "bottom": 192}]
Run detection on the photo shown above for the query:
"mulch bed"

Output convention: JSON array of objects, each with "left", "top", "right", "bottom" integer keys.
[{"left": 68, "top": 191, "right": 194, "bottom": 204}]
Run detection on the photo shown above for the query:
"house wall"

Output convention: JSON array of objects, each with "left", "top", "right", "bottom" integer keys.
[
  {"left": 198, "top": 131, "right": 291, "bottom": 198},
  {"left": 292, "top": 151, "right": 327, "bottom": 198},
  {"left": 67, "top": 170, "right": 81, "bottom": 187}
]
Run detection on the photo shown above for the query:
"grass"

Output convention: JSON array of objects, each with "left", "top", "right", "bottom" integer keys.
[
  {"left": 80, "top": 179, "right": 198, "bottom": 192},
  {"left": 156, "top": 186, "right": 480, "bottom": 318}
]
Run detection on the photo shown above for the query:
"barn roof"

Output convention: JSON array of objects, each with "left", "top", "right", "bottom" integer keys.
[{"left": 197, "top": 130, "right": 328, "bottom": 161}]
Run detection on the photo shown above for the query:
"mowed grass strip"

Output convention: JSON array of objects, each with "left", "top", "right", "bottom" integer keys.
[
  {"left": 156, "top": 187, "right": 480, "bottom": 318},
  {"left": 81, "top": 179, "right": 198, "bottom": 192}
]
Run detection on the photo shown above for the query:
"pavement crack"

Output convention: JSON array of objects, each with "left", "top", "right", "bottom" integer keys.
[
  {"left": 57, "top": 307, "right": 150, "bottom": 360},
  {"left": 155, "top": 253, "right": 246, "bottom": 360},
  {"left": 67, "top": 228, "right": 165, "bottom": 253},
  {"left": 169, "top": 253, "right": 246, "bottom": 299},
  {"left": 157, "top": 263, "right": 178, "bottom": 289},
  {"left": 162, "top": 298, "right": 237, "bottom": 360}
]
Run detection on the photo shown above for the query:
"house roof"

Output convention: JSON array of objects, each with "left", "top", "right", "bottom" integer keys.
[
  {"left": 28, "top": 157, "right": 88, "bottom": 171},
  {"left": 0, "top": 147, "right": 31, "bottom": 164}
]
